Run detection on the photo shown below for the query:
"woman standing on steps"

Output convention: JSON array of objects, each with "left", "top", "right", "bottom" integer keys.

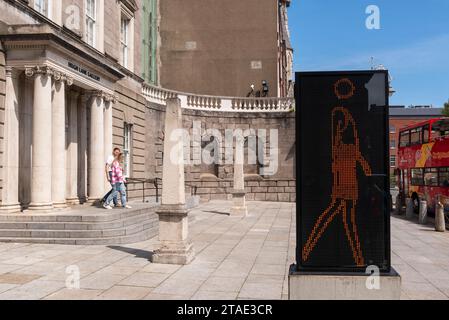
[{"left": 103, "top": 153, "right": 132, "bottom": 210}]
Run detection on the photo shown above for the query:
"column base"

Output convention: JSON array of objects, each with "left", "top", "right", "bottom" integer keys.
[
  {"left": 154, "top": 204, "right": 195, "bottom": 265},
  {"left": 231, "top": 190, "right": 247, "bottom": 217},
  {"left": 152, "top": 242, "right": 195, "bottom": 265},
  {"left": 66, "top": 198, "right": 81, "bottom": 206},
  {"left": 288, "top": 265, "right": 402, "bottom": 300},
  {"left": 53, "top": 202, "right": 68, "bottom": 210},
  {"left": 0, "top": 203, "right": 22, "bottom": 214},
  {"left": 27, "top": 202, "right": 54, "bottom": 212}
]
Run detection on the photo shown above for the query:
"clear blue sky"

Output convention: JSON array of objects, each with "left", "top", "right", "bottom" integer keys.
[{"left": 289, "top": 0, "right": 449, "bottom": 107}]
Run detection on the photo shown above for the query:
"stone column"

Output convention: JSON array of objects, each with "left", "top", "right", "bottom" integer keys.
[
  {"left": 67, "top": 91, "right": 80, "bottom": 204},
  {"left": 26, "top": 66, "right": 54, "bottom": 211},
  {"left": 153, "top": 98, "right": 195, "bottom": 265},
  {"left": 103, "top": 95, "right": 115, "bottom": 191},
  {"left": 0, "top": 67, "right": 21, "bottom": 213},
  {"left": 52, "top": 72, "right": 72, "bottom": 209},
  {"left": 231, "top": 132, "right": 248, "bottom": 216},
  {"left": 88, "top": 91, "right": 105, "bottom": 202},
  {"left": 78, "top": 95, "right": 88, "bottom": 203}
]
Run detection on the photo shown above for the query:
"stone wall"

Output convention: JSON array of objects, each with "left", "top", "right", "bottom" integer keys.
[{"left": 138, "top": 105, "right": 296, "bottom": 203}]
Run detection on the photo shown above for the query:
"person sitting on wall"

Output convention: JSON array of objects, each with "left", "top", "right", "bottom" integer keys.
[{"left": 104, "top": 153, "right": 132, "bottom": 210}]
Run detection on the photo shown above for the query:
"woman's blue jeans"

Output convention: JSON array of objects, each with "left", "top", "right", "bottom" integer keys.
[{"left": 106, "top": 182, "right": 127, "bottom": 207}]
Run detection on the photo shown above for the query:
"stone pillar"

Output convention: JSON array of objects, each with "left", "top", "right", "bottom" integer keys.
[
  {"left": 103, "top": 95, "right": 115, "bottom": 191},
  {"left": 231, "top": 132, "right": 248, "bottom": 216},
  {"left": 418, "top": 200, "right": 428, "bottom": 225},
  {"left": 52, "top": 73, "right": 72, "bottom": 209},
  {"left": 153, "top": 98, "right": 195, "bottom": 265},
  {"left": 435, "top": 199, "right": 446, "bottom": 232},
  {"left": 0, "top": 67, "right": 21, "bottom": 213},
  {"left": 26, "top": 66, "right": 54, "bottom": 211},
  {"left": 88, "top": 91, "right": 105, "bottom": 202},
  {"left": 78, "top": 95, "right": 88, "bottom": 203},
  {"left": 67, "top": 91, "right": 80, "bottom": 204}
]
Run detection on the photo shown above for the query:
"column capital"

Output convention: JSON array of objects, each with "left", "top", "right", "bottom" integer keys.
[
  {"left": 53, "top": 71, "right": 74, "bottom": 86},
  {"left": 25, "top": 65, "right": 55, "bottom": 78},
  {"left": 85, "top": 90, "right": 118, "bottom": 104}
]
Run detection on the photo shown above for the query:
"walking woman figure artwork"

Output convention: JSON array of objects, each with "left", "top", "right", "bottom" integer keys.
[{"left": 302, "top": 78, "right": 373, "bottom": 267}]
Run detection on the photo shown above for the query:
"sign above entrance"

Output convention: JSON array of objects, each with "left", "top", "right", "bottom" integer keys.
[{"left": 68, "top": 62, "right": 101, "bottom": 82}]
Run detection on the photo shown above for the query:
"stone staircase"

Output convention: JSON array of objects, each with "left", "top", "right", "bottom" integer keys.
[{"left": 0, "top": 202, "right": 160, "bottom": 245}]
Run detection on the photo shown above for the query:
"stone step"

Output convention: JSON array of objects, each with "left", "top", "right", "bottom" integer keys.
[
  {"left": 0, "top": 204, "right": 159, "bottom": 223},
  {"left": 0, "top": 228, "right": 159, "bottom": 245},
  {"left": 0, "top": 217, "right": 158, "bottom": 239},
  {"left": 0, "top": 211, "right": 158, "bottom": 231}
]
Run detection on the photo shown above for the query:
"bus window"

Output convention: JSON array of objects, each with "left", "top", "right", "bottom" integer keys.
[
  {"left": 423, "top": 125, "right": 430, "bottom": 144},
  {"left": 410, "top": 128, "right": 422, "bottom": 145},
  {"left": 439, "top": 168, "right": 449, "bottom": 187},
  {"left": 424, "top": 168, "right": 438, "bottom": 186},
  {"left": 400, "top": 131, "right": 410, "bottom": 147},
  {"left": 431, "top": 119, "right": 449, "bottom": 140},
  {"left": 411, "top": 168, "right": 424, "bottom": 186}
]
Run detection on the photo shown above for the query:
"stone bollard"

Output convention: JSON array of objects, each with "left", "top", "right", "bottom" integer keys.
[
  {"left": 418, "top": 200, "right": 428, "bottom": 225},
  {"left": 435, "top": 201, "right": 446, "bottom": 232},
  {"left": 405, "top": 198, "right": 414, "bottom": 219}
]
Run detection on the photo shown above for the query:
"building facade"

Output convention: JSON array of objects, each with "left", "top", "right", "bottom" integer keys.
[
  {"left": 159, "top": 0, "right": 293, "bottom": 98},
  {"left": 389, "top": 106, "right": 443, "bottom": 172},
  {"left": 0, "top": 0, "right": 296, "bottom": 213}
]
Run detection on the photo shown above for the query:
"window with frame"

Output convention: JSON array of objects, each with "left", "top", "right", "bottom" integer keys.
[
  {"left": 390, "top": 139, "right": 396, "bottom": 149},
  {"left": 390, "top": 155, "right": 396, "bottom": 167},
  {"left": 389, "top": 125, "right": 396, "bottom": 134},
  {"left": 411, "top": 168, "right": 424, "bottom": 186},
  {"left": 35, "top": 0, "right": 50, "bottom": 17},
  {"left": 123, "top": 123, "right": 133, "bottom": 178},
  {"left": 86, "top": 0, "right": 96, "bottom": 47},
  {"left": 399, "top": 131, "right": 410, "bottom": 147},
  {"left": 410, "top": 127, "right": 422, "bottom": 145},
  {"left": 423, "top": 125, "right": 430, "bottom": 144},
  {"left": 120, "top": 17, "right": 130, "bottom": 68},
  {"left": 424, "top": 168, "right": 438, "bottom": 186},
  {"left": 439, "top": 168, "right": 449, "bottom": 187}
]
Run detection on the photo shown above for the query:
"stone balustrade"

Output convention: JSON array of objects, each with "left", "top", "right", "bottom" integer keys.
[{"left": 142, "top": 83, "right": 295, "bottom": 112}]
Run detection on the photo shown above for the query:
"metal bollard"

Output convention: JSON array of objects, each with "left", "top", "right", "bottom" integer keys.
[
  {"left": 419, "top": 200, "right": 428, "bottom": 225},
  {"left": 435, "top": 200, "right": 446, "bottom": 232},
  {"left": 405, "top": 198, "right": 414, "bottom": 219}
]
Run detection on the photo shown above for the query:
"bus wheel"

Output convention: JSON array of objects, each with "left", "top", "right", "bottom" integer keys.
[{"left": 412, "top": 193, "right": 420, "bottom": 215}]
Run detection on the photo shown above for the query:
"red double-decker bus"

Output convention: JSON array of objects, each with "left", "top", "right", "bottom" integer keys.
[{"left": 397, "top": 118, "right": 449, "bottom": 225}]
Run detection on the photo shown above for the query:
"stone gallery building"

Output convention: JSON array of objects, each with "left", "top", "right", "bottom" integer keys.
[{"left": 0, "top": 0, "right": 295, "bottom": 214}]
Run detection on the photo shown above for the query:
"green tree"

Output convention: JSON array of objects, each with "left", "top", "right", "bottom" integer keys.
[{"left": 443, "top": 100, "right": 449, "bottom": 116}]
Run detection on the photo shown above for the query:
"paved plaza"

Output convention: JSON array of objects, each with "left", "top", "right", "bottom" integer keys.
[{"left": 0, "top": 200, "right": 447, "bottom": 300}]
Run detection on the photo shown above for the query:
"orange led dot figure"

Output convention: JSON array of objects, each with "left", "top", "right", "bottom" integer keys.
[{"left": 302, "top": 78, "right": 372, "bottom": 267}]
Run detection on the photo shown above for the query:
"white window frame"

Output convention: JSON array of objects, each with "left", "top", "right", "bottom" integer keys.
[
  {"left": 85, "top": 0, "right": 97, "bottom": 47},
  {"left": 34, "top": 0, "right": 52, "bottom": 19},
  {"left": 123, "top": 123, "right": 133, "bottom": 178},
  {"left": 120, "top": 17, "right": 130, "bottom": 68}
]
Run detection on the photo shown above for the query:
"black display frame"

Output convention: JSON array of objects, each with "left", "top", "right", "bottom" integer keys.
[{"left": 295, "top": 70, "right": 391, "bottom": 274}]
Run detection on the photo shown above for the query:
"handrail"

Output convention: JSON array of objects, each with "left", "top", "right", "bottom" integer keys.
[
  {"left": 142, "top": 83, "right": 295, "bottom": 113},
  {"left": 126, "top": 178, "right": 160, "bottom": 203}
]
